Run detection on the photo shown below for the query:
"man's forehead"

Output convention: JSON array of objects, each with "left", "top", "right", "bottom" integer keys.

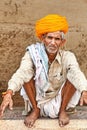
[{"left": 47, "top": 31, "right": 61, "bottom": 37}]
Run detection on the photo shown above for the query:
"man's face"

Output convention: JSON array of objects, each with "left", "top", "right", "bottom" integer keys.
[{"left": 43, "top": 31, "right": 65, "bottom": 54}]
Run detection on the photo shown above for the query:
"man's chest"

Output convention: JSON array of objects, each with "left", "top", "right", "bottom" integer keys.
[{"left": 47, "top": 62, "right": 66, "bottom": 91}]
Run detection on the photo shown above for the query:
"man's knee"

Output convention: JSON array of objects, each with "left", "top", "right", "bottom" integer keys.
[
  {"left": 64, "top": 79, "right": 76, "bottom": 90},
  {"left": 61, "top": 79, "right": 76, "bottom": 97}
]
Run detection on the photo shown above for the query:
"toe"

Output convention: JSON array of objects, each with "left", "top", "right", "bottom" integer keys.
[
  {"left": 29, "top": 120, "right": 34, "bottom": 128},
  {"left": 59, "top": 117, "right": 69, "bottom": 127},
  {"left": 24, "top": 120, "right": 28, "bottom": 127},
  {"left": 59, "top": 120, "right": 64, "bottom": 127}
]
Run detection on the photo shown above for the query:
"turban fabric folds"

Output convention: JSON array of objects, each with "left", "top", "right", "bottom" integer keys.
[{"left": 35, "top": 14, "right": 68, "bottom": 39}]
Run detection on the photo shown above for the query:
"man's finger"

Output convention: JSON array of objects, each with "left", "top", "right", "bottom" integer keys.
[
  {"left": 9, "top": 99, "right": 13, "bottom": 110},
  {"left": 80, "top": 97, "right": 83, "bottom": 106},
  {"left": 0, "top": 105, "right": 5, "bottom": 117},
  {"left": 0, "top": 100, "right": 10, "bottom": 117},
  {"left": 0, "top": 107, "right": 3, "bottom": 117}
]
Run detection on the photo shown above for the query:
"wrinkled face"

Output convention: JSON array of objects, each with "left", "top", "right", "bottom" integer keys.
[{"left": 42, "top": 31, "right": 65, "bottom": 54}]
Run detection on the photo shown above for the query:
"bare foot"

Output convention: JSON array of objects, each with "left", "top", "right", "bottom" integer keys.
[
  {"left": 24, "top": 108, "right": 40, "bottom": 128},
  {"left": 58, "top": 111, "right": 69, "bottom": 127}
]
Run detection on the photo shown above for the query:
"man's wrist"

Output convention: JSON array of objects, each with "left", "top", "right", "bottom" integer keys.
[{"left": 2, "top": 89, "right": 13, "bottom": 98}]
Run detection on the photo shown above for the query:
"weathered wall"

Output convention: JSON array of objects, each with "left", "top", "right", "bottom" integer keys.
[{"left": 0, "top": 0, "right": 87, "bottom": 90}]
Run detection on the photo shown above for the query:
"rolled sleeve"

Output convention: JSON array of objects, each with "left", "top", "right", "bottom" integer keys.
[
  {"left": 65, "top": 52, "right": 87, "bottom": 92},
  {"left": 8, "top": 51, "right": 34, "bottom": 93}
]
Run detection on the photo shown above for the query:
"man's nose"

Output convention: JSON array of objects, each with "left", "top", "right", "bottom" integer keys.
[{"left": 51, "top": 38, "right": 55, "bottom": 44}]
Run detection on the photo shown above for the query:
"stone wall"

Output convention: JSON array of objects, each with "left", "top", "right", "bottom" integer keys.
[{"left": 0, "top": 0, "right": 87, "bottom": 90}]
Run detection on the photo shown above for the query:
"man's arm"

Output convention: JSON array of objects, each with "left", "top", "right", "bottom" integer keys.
[
  {"left": 0, "top": 51, "right": 34, "bottom": 117},
  {"left": 64, "top": 51, "right": 87, "bottom": 105},
  {"left": 8, "top": 51, "right": 34, "bottom": 93},
  {"left": 65, "top": 51, "right": 87, "bottom": 92}
]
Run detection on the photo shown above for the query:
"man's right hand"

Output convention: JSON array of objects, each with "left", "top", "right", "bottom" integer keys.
[{"left": 0, "top": 91, "right": 13, "bottom": 117}]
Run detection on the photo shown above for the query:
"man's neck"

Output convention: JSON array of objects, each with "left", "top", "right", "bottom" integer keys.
[{"left": 47, "top": 52, "right": 57, "bottom": 63}]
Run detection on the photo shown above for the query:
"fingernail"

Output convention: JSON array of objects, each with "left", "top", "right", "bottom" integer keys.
[{"left": 10, "top": 108, "right": 13, "bottom": 110}]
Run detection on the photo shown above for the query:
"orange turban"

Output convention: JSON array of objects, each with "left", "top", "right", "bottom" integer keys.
[{"left": 35, "top": 14, "right": 68, "bottom": 39}]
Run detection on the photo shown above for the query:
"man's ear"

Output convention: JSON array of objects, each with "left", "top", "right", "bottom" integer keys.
[
  {"left": 40, "top": 34, "right": 46, "bottom": 42},
  {"left": 60, "top": 39, "right": 66, "bottom": 46},
  {"left": 40, "top": 36, "right": 44, "bottom": 41}
]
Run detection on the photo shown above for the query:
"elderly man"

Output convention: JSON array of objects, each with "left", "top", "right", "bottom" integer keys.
[{"left": 0, "top": 14, "right": 87, "bottom": 128}]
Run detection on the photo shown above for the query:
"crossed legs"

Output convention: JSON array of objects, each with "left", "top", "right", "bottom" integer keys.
[{"left": 23, "top": 78, "right": 76, "bottom": 128}]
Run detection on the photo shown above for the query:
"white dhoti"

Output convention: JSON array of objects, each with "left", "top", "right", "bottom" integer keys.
[
  {"left": 20, "top": 85, "right": 81, "bottom": 118},
  {"left": 43, "top": 86, "right": 81, "bottom": 118}
]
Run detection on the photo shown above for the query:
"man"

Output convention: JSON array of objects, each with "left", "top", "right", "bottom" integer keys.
[{"left": 0, "top": 14, "right": 87, "bottom": 128}]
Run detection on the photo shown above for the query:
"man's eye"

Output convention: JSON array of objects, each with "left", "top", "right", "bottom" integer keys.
[
  {"left": 55, "top": 38, "right": 61, "bottom": 41},
  {"left": 47, "top": 36, "right": 53, "bottom": 39}
]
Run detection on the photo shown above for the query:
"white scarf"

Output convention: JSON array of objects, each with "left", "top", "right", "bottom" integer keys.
[{"left": 27, "top": 42, "right": 50, "bottom": 93}]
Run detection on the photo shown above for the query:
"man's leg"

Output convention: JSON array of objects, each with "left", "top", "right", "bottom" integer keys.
[
  {"left": 23, "top": 78, "right": 40, "bottom": 128},
  {"left": 59, "top": 79, "right": 76, "bottom": 127}
]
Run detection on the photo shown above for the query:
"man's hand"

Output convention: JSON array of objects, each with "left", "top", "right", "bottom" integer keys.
[
  {"left": 80, "top": 91, "right": 87, "bottom": 106},
  {"left": 0, "top": 92, "right": 13, "bottom": 117}
]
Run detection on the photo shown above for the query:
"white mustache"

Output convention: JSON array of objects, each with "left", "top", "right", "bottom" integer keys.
[
  {"left": 46, "top": 44, "right": 58, "bottom": 53},
  {"left": 47, "top": 44, "right": 57, "bottom": 49}
]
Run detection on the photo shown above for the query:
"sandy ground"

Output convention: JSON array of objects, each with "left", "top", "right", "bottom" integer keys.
[{"left": 1, "top": 106, "right": 87, "bottom": 120}]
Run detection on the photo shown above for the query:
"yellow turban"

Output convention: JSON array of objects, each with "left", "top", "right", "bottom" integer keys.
[{"left": 35, "top": 14, "right": 68, "bottom": 39}]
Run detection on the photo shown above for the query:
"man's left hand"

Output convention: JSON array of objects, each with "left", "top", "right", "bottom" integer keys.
[{"left": 80, "top": 91, "right": 87, "bottom": 106}]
